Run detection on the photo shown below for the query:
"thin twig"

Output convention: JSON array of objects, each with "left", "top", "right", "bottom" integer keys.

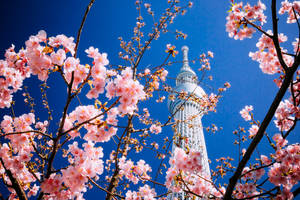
[
  {"left": 88, "top": 177, "right": 123, "bottom": 200},
  {"left": 74, "top": 0, "right": 96, "bottom": 58},
  {"left": 0, "top": 130, "right": 53, "bottom": 140}
]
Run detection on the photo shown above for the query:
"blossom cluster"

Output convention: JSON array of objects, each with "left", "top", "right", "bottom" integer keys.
[
  {"left": 165, "top": 147, "right": 223, "bottom": 198},
  {"left": 1, "top": 30, "right": 146, "bottom": 118},
  {"left": 0, "top": 45, "right": 29, "bottom": 108},
  {"left": 39, "top": 142, "right": 104, "bottom": 199},
  {"left": 249, "top": 31, "right": 293, "bottom": 75},
  {"left": 165, "top": 44, "right": 179, "bottom": 57},
  {"left": 226, "top": 0, "right": 266, "bottom": 40},
  {"left": 196, "top": 93, "right": 220, "bottom": 113},
  {"left": 0, "top": 113, "right": 44, "bottom": 198},
  {"left": 106, "top": 67, "right": 146, "bottom": 115},
  {"left": 279, "top": 0, "right": 300, "bottom": 23},
  {"left": 26, "top": 30, "right": 76, "bottom": 81},
  {"left": 274, "top": 99, "right": 299, "bottom": 131},
  {"left": 119, "top": 156, "right": 152, "bottom": 184},
  {"left": 85, "top": 46, "right": 109, "bottom": 98},
  {"left": 168, "top": 148, "right": 203, "bottom": 174},
  {"left": 125, "top": 184, "right": 157, "bottom": 200},
  {"left": 268, "top": 135, "right": 300, "bottom": 199},
  {"left": 0, "top": 30, "right": 149, "bottom": 199},
  {"left": 241, "top": 166, "right": 265, "bottom": 181},
  {"left": 0, "top": 31, "right": 81, "bottom": 107},
  {"left": 140, "top": 67, "right": 168, "bottom": 97},
  {"left": 63, "top": 105, "right": 118, "bottom": 142},
  {"left": 234, "top": 183, "right": 260, "bottom": 199}
]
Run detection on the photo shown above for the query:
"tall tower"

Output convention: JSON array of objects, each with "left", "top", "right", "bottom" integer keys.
[{"left": 167, "top": 46, "right": 210, "bottom": 199}]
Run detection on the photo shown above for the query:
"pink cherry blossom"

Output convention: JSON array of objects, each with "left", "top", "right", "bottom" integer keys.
[
  {"left": 226, "top": 1, "right": 266, "bottom": 40},
  {"left": 207, "top": 51, "right": 214, "bottom": 58},
  {"left": 125, "top": 185, "right": 156, "bottom": 200},
  {"left": 119, "top": 157, "right": 152, "bottom": 184},
  {"left": 248, "top": 124, "right": 259, "bottom": 138},
  {"left": 149, "top": 124, "right": 162, "bottom": 134},
  {"left": 105, "top": 67, "right": 146, "bottom": 115},
  {"left": 50, "top": 49, "right": 66, "bottom": 66},
  {"left": 48, "top": 34, "right": 76, "bottom": 55},
  {"left": 279, "top": 0, "right": 300, "bottom": 23},
  {"left": 261, "top": 155, "right": 272, "bottom": 165},
  {"left": 85, "top": 46, "right": 99, "bottom": 58},
  {"left": 272, "top": 133, "right": 288, "bottom": 148},
  {"left": 63, "top": 56, "right": 79, "bottom": 73},
  {"left": 240, "top": 105, "right": 253, "bottom": 121},
  {"left": 249, "top": 31, "right": 291, "bottom": 75},
  {"left": 268, "top": 143, "right": 300, "bottom": 198},
  {"left": 274, "top": 99, "right": 296, "bottom": 131}
]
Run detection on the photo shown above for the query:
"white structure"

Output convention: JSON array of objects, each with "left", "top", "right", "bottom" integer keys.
[{"left": 167, "top": 46, "right": 210, "bottom": 199}]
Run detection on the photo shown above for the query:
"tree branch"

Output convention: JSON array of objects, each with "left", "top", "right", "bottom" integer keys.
[
  {"left": 0, "top": 158, "right": 28, "bottom": 200},
  {"left": 223, "top": 55, "right": 299, "bottom": 199},
  {"left": 89, "top": 177, "right": 123, "bottom": 200},
  {"left": 271, "top": 0, "right": 288, "bottom": 72},
  {"left": 74, "top": 0, "right": 95, "bottom": 58},
  {"left": 293, "top": 186, "right": 300, "bottom": 198}
]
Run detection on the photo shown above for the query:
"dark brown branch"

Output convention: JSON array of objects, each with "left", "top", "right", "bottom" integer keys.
[
  {"left": 241, "top": 162, "right": 275, "bottom": 178},
  {"left": 283, "top": 118, "right": 298, "bottom": 139},
  {"left": 0, "top": 158, "right": 28, "bottom": 200},
  {"left": 74, "top": 0, "right": 95, "bottom": 58},
  {"left": 293, "top": 186, "right": 300, "bottom": 198},
  {"left": 105, "top": 116, "right": 133, "bottom": 200},
  {"left": 154, "top": 191, "right": 171, "bottom": 198},
  {"left": 282, "top": 52, "right": 296, "bottom": 57},
  {"left": 37, "top": 2, "right": 96, "bottom": 199},
  {"left": 237, "top": 186, "right": 279, "bottom": 200},
  {"left": 88, "top": 177, "right": 123, "bottom": 200},
  {"left": 62, "top": 97, "right": 120, "bottom": 135},
  {"left": 271, "top": 0, "right": 288, "bottom": 72},
  {"left": 292, "top": 7, "right": 300, "bottom": 57},
  {"left": 243, "top": 18, "right": 273, "bottom": 38},
  {"left": 0, "top": 130, "right": 53, "bottom": 140},
  {"left": 223, "top": 53, "right": 299, "bottom": 199}
]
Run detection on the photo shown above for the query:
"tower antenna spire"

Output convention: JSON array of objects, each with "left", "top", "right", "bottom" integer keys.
[
  {"left": 182, "top": 45, "right": 189, "bottom": 65},
  {"left": 181, "top": 45, "right": 191, "bottom": 72}
]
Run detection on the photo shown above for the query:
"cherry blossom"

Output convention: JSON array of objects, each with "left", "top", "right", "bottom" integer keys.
[
  {"left": 248, "top": 124, "right": 259, "bottom": 138},
  {"left": 274, "top": 99, "right": 297, "bottom": 131},
  {"left": 278, "top": 0, "right": 300, "bottom": 23},
  {"left": 249, "top": 31, "right": 292, "bottom": 75},
  {"left": 119, "top": 156, "right": 152, "bottom": 184},
  {"left": 125, "top": 184, "right": 157, "bottom": 200},
  {"left": 267, "top": 140, "right": 300, "bottom": 199},
  {"left": 48, "top": 34, "right": 76, "bottom": 55},
  {"left": 149, "top": 124, "right": 162, "bottom": 134},
  {"left": 226, "top": 0, "right": 266, "bottom": 40},
  {"left": 240, "top": 105, "right": 253, "bottom": 121},
  {"left": 105, "top": 67, "right": 146, "bottom": 115}
]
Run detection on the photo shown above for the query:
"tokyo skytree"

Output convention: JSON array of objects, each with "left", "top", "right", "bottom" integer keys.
[{"left": 167, "top": 46, "right": 210, "bottom": 199}]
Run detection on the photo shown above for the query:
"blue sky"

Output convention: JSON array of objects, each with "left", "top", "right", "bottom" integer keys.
[{"left": 0, "top": 0, "right": 299, "bottom": 199}]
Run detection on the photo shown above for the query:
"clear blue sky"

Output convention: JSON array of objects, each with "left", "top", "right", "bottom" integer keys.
[{"left": 0, "top": 0, "right": 299, "bottom": 199}]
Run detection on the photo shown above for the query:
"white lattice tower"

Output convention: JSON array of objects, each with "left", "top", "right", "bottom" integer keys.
[{"left": 167, "top": 46, "right": 210, "bottom": 200}]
